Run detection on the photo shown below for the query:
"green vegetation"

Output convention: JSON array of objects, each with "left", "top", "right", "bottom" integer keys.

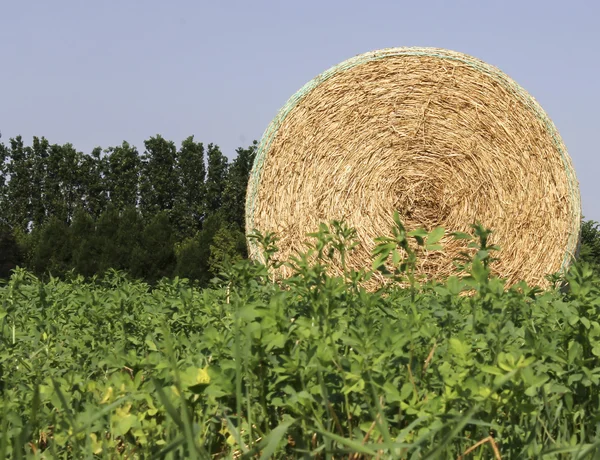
[
  {"left": 2, "top": 134, "right": 600, "bottom": 457},
  {"left": 581, "top": 220, "right": 600, "bottom": 274},
  {"left": 0, "top": 135, "right": 255, "bottom": 284},
  {"left": 2, "top": 219, "right": 600, "bottom": 458}
]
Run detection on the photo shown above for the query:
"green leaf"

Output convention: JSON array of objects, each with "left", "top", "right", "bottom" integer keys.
[
  {"left": 421, "top": 406, "right": 480, "bottom": 459},
  {"left": 181, "top": 366, "right": 211, "bottom": 389},
  {"left": 72, "top": 396, "right": 132, "bottom": 436},
  {"left": 150, "top": 436, "right": 186, "bottom": 460},
  {"left": 317, "top": 429, "right": 378, "bottom": 456},
  {"left": 407, "top": 228, "right": 428, "bottom": 238},
  {"left": 114, "top": 413, "right": 135, "bottom": 437},
  {"left": 145, "top": 337, "right": 158, "bottom": 351},
  {"left": 540, "top": 440, "right": 600, "bottom": 458},
  {"left": 524, "top": 386, "right": 538, "bottom": 396},
  {"left": 446, "top": 276, "right": 464, "bottom": 295},
  {"left": 568, "top": 341, "right": 583, "bottom": 364},
  {"left": 265, "top": 333, "right": 286, "bottom": 351},
  {"left": 481, "top": 365, "right": 504, "bottom": 376},
  {"left": 225, "top": 415, "right": 248, "bottom": 453},
  {"left": 153, "top": 380, "right": 184, "bottom": 430},
  {"left": 475, "top": 250, "right": 489, "bottom": 261},
  {"left": 568, "top": 315, "right": 579, "bottom": 326},
  {"left": 400, "top": 382, "right": 414, "bottom": 401},
  {"left": 391, "top": 250, "right": 402, "bottom": 266},
  {"left": 425, "top": 244, "right": 443, "bottom": 252},
  {"left": 254, "top": 419, "right": 296, "bottom": 460},
  {"left": 372, "top": 253, "right": 389, "bottom": 271},
  {"left": 548, "top": 383, "right": 571, "bottom": 394},
  {"left": 392, "top": 211, "right": 405, "bottom": 231},
  {"left": 471, "top": 258, "right": 489, "bottom": 284},
  {"left": 449, "top": 338, "right": 470, "bottom": 359},
  {"left": 427, "top": 227, "right": 445, "bottom": 245},
  {"left": 451, "top": 231, "right": 473, "bottom": 240},
  {"left": 372, "top": 242, "right": 396, "bottom": 256},
  {"left": 343, "top": 378, "right": 365, "bottom": 394}
]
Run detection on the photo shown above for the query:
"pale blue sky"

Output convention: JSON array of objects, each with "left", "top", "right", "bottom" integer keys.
[{"left": 1, "top": 1, "right": 598, "bottom": 220}]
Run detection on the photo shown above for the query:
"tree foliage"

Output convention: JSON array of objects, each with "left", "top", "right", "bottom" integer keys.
[
  {"left": 0, "top": 134, "right": 257, "bottom": 286},
  {"left": 221, "top": 141, "right": 257, "bottom": 229},
  {"left": 581, "top": 219, "right": 600, "bottom": 273},
  {"left": 140, "top": 135, "right": 179, "bottom": 217},
  {"left": 204, "top": 143, "right": 229, "bottom": 215},
  {"left": 173, "top": 136, "right": 205, "bottom": 237}
]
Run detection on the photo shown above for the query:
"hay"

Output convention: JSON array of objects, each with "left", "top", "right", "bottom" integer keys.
[{"left": 245, "top": 47, "right": 581, "bottom": 288}]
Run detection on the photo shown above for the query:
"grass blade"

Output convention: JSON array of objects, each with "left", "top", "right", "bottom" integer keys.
[
  {"left": 70, "top": 396, "right": 131, "bottom": 436},
  {"left": 225, "top": 415, "right": 248, "bottom": 454},
  {"left": 150, "top": 435, "right": 186, "bottom": 460},
  {"left": 0, "top": 408, "right": 8, "bottom": 460},
  {"left": 51, "top": 379, "right": 77, "bottom": 430},
  {"left": 152, "top": 379, "right": 184, "bottom": 430},
  {"left": 257, "top": 418, "right": 296, "bottom": 460},
  {"left": 317, "top": 429, "right": 378, "bottom": 456},
  {"left": 540, "top": 440, "right": 600, "bottom": 458},
  {"left": 421, "top": 406, "right": 479, "bottom": 459}
]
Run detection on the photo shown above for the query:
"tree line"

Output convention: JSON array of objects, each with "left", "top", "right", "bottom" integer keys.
[{"left": 0, "top": 135, "right": 255, "bottom": 285}]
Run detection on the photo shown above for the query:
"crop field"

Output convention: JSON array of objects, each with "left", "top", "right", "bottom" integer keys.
[{"left": 2, "top": 221, "right": 600, "bottom": 458}]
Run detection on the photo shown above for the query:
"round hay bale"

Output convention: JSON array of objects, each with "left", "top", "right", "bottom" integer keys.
[{"left": 246, "top": 47, "right": 581, "bottom": 288}]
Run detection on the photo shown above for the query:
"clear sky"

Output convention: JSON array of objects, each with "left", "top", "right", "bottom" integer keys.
[{"left": 1, "top": 1, "right": 598, "bottom": 221}]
